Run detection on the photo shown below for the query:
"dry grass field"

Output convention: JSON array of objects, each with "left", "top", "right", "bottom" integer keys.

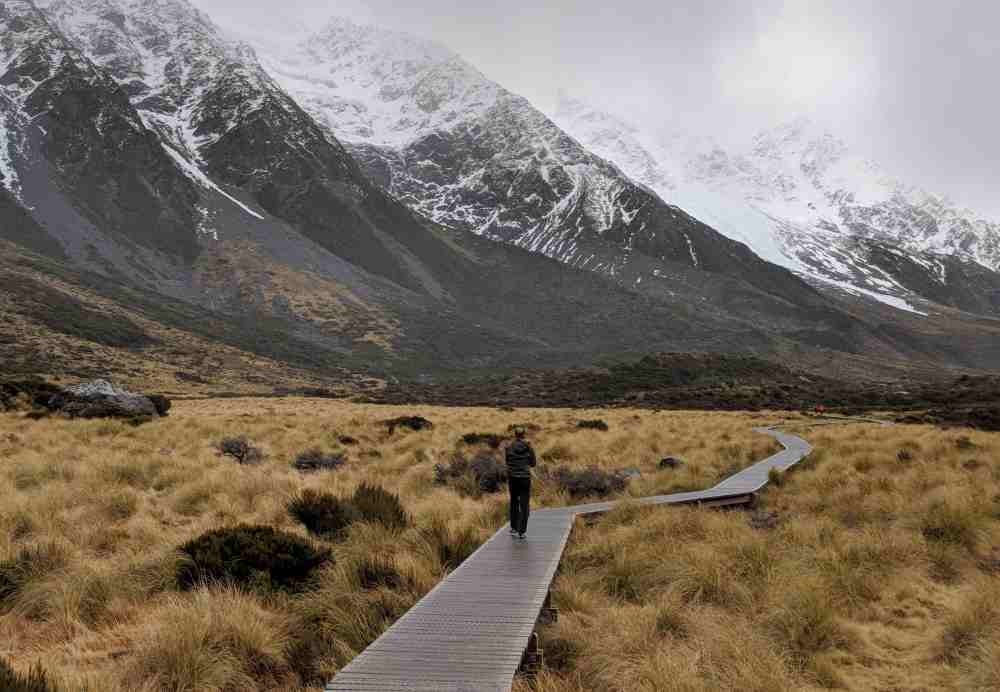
[
  {"left": 523, "top": 421, "right": 1000, "bottom": 692},
  {"left": 0, "top": 399, "right": 997, "bottom": 691}
]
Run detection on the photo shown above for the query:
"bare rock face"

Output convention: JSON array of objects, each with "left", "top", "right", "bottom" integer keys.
[{"left": 40, "top": 379, "right": 167, "bottom": 421}]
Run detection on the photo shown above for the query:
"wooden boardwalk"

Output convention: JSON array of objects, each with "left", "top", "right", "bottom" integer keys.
[{"left": 326, "top": 428, "right": 812, "bottom": 692}]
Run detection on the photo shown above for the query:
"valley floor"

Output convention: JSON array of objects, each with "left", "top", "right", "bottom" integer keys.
[{"left": 0, "top": 400, "right": 997, "bottom": 690}]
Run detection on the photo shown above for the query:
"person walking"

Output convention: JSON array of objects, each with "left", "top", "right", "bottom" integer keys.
[{"left": 505, "top": 427, "right": 536, "bottom": 540}]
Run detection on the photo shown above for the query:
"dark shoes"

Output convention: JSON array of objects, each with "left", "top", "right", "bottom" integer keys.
[{"left": 518, "top": 532, "right": 527, "bottom": 540}]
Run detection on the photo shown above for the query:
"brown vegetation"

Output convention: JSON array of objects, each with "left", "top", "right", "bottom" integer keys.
[{"left": 0, "top": 400, "right": 996, "bottom": 690}]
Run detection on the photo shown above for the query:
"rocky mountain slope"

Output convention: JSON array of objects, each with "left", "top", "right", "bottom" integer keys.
[
  {"left": 2, "top": 0, "right": 998, "bottom": 386},
  {"left": 0, "top": 0, "right": 797, "bottom": 383},
  {"left": 250, "top": 17, "right": 836, "bottom": 317},
  {"left": 552, "top": 97, "right": 1000, "bottom": 317}
]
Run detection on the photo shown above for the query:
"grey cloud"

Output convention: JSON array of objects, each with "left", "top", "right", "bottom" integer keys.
[{"left": 193, "top": 0, "right": 999, "bottom": 215}]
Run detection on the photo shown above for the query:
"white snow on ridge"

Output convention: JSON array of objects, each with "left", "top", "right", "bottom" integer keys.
[
  {"left": 163, "top": 144, "right": 264, "bottom": 221},
  {"left": 251, "top": 16, "right": 501, "bottom": 149},
  {"left": 551, "top": 93, "right": 1000, "bottom": 315},
  {"left": 0, "top": 110, "right": 20, "bottom": 199}
]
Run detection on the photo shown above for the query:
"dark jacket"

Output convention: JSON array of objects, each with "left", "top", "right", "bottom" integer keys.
[{"left": 505, "top": 440, "right": 537, "bottom": 479}]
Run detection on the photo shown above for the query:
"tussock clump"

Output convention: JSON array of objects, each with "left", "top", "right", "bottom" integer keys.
[
  {"left": 0, "top": 543, "right": 67, "bottom": 609},
  {"left": 920, "top": 500, "right": 986, "bottom": 550},
  {"left": 383, "top": 416, "right": 433, "bottom": 434},
  {"left": 216, "top": 436, "right": 264, "bottom": 465},
  {"left": 577, "top": 419, "right": 609, "bottom": 431},
  {"left": 0, "top": 658, "right": 59, "bottom": 692},
  {"left": 352, "top": 483, "right": 409, "bottom": 529},
  {"left": 553, "top": 466, "right": 628, "bottom": 498},
  {"left": 288, "top": 490, "right": 358, "bottom": 539},
  {"left": 355, "top": 553, "right": 403, "bottom": 590},
  {"left": 765, "top": 580, "right": 844, "bottom": 663},
  {"left": 421, "top": 517, "right": 482, "bottom": 570},
  {"left": 768, "top": 467, "right": 786, "bottom": 487},
  {"left": 937, "top": 582, "right": 1000, "bottom": 663},
  {"left": 292, "top": 448, "right": 346, "bottom": 473},
  {"left": 124, "top": 587, "right": 295, "bottom": 692},
  {"left": 177, "top": 525, "right": 331, "bottom": 592}
]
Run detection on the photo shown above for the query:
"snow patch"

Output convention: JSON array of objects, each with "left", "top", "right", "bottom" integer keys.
[
  {"left": 163, "top": 144, "right": 264, "bottom": 221},
  {"left": 0, "top": 110, "right": 20, "bottom": 199}
]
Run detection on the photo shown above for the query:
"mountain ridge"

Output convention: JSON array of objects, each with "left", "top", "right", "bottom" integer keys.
[{"left": 552, "top": 95, "right": 1000, "bottom": 317}]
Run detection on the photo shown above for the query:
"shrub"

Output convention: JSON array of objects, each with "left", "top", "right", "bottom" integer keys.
[
  {"left": 577, "top": 419, "right": 609, "bottom": 431},
  {"left": 470, "top": 454, "right": 508, "bottom": 493},
  {"left": 292, "top": 448, "right": 346, "bottom": 473},
  {"left": 461, "top": 432, "right": 505, "bottom": 449},
  {"left": 288, "top": 490, "right": 358, "bottom": 539},
  {"left": 553, "top": 466, "right": 628, "bottom": 498},
  {"left": 956, "top": 436, "right": 977, "bottom": 451},
  {"left": 433, "top": 454, "right": 470, "bottom": 485},
  {"left": 897, "top": 449, "right": 914, "bottom": 463},
  {"left": 383, "top": 416, "right": 433, "bottom": 434},
  {"left": 352, "top": 483, "right": 409, "bottom": 529},
  {"left": 217, "top": 437, "right": 264, "bottom": 465},
  {"left": 147, "top": 394, "right": 171, "bottom": 417},
  {"left": 177, "top": 525, "right": 331, "bottom": 592},
  {"left": 0, "top": 543, "right": 67, "bottom": 609},
  {"left": 0, "top": 658, "right": 59, "bottom": 692}
]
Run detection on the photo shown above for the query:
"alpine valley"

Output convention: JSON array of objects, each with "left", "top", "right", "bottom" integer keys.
[{"left": 1, "top": 0, "right": 999, "bottom": 394}]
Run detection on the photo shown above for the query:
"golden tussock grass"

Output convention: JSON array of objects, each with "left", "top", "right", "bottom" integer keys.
[
  {"left": 528, "top": 420, "right": 1000, "bottom": 691},
  {"left": 1, "top": 401, "right": 997, "bottom": 691}
]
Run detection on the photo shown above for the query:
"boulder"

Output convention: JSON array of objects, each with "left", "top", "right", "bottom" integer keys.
[
  {"left": 618, "top": 467, "right": 643, "bottom": 480},
  {"left": 42, "top": 380, "right": 164, "bottom": 422}
]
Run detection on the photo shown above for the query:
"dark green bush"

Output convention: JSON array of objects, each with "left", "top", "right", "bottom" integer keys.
[
  {"left": 383, "top": 416, "right": 433, "bottom": 434},
  {"left": 292, "top": 448, "right": 346, "bottom": 473},
  {"left": 0, "top": 658, "right": 59, "bottom": 692},
  {"left": 177, "top": 524, "right": 331, "bottom": 591},
  {"left": 461, "top": 432, "right": 505, "bottom": 449},
  {"left": 147, "top": 394, "right": 171, "bottom": 417},
  {"left": 434, "top": 453, "right": 507, "bottom": 495},
  {"left": 288, "top": 490, "right": 358, "bottom": 538},
  {"left": 352, "top": 483, "right": 409, "bottom": 529},
  {"left": 577, "top": 419, "right": 609, "bottom": 431},
  {"left": 553, "top": 466, "right": 627, "bottom": 498},
  {"left": 216, "top": 436, "right": 264, "bottom": 465}
]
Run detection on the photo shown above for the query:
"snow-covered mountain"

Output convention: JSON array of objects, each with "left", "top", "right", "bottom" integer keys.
[
  {"left": 2, "top": 0, "right": 824, "bottom": 379},
  {"left": 248, "top": 17, "right": 827, "bottom": 314},
  {"left": 553, "top": 95, "right": 1000, "bottom": 316}
]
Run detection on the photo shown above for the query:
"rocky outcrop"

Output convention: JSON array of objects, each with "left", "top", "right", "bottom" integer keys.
[{"left": 38, "top": 380, "right": 169, "bottom": 421}]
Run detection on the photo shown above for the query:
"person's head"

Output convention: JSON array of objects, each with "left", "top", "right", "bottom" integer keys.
[{"left": 514, "top": 427, "right": 526, "bottom": 440}]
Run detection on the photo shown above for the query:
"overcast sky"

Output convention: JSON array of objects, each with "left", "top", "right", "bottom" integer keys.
[{"left": 193, "top": 0, "right": 999, "bottom": 216}]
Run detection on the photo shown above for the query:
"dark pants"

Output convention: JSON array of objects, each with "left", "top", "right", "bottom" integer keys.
[{"left": 509, "top": 477, "right": 531, "bottom": 534}]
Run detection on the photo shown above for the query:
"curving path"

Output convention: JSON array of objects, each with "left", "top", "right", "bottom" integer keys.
[{"left": 326, "top": 428, "right": 812, "bottom": 692}]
